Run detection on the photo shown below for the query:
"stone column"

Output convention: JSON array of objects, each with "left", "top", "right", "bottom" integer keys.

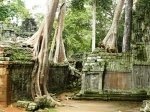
[
  {"left": 98, "top": 72, "right": 103, "bottom": 94},
  {"left": 0, "top": 61, "right": 12, "bottom": 107},
  {"left": 0, "top": 47, "right": 12, "bottom": 107},
  {"left": 79, "top": 73, "right": 86, "bottom": 94}
]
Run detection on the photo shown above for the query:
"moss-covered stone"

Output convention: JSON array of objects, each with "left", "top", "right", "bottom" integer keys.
[{"left": 80, "top": 42, "right": 150, "bottom": 100}]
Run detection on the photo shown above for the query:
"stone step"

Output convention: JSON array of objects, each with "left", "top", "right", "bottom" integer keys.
[
  {"left": 0, "top": 47, "right": 4, "bottom": 57},
  {"left": 74, "top": 93, "right": 149, "bottom": 101},
  {"left": 0, "top": 51, "right": 4, "bottom": 57},
  {"left": 0, "top": 57, "right": 10, "bottom": 61}
]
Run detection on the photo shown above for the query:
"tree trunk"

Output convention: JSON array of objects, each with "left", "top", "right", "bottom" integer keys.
[
  {"left": 122, "top": 0, "right": 133, "bottom": 52},
  {"left": 54, "top": 0, "right": 67, "bottom": 63},
  {"left": 101, "top": 0, "right": 125, "bottom": 52},
  {"left": 41, "top": 0, "right": 59, "bottom": 98},
  {"left": 42, "top": 0, "right": 66, "bottom": 106},
  {"left": 26, "top": 0, "right": 79, "bottom": 107},
  {"left": 49, "top": 25, "right": 58, "bottom": 61},
  {"left": 30, "top": 0, "right": 59, "bottom": 101},
  {"left": 92, "top": 0, "right": 96, "bottom": 52}
]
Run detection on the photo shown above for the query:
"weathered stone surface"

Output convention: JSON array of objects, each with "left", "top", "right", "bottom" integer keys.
[
  {"left": 140, "top": 100, "right": 150, "bottom": 112},
  {"left": 0, "top": 60, "right": 11, "bottom": 106},
  {"left": 34, "top": 95, "right": 51, "bottom": 108},
  {"left": 15, "top": 100, "right": 31, "bottom": 108},
  {"left": 35, "top": 108, "right": 55, "bottom": 112},
  {"left": 26, "top": 102, "right": 38, "bottom": 111},
  {"left": 80, "top": 42, "right": 150, "bottom": 100}
]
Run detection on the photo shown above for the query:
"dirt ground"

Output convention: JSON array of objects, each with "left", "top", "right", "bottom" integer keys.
[
  {"left": 56, "top": 100, "right": 142, "bottom": 112},
  {"left": 0, "top": 104, "right": 25, "bottom": 112},
  {"left": 0, "top": 92, "right": 143, "bottom": 112},
  {"left": 56, "top": 92, "right": 143, "bottom": 112}
]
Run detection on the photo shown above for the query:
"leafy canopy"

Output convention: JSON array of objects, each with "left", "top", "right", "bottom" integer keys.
[{"left": 0, "top": 0, "right": 31, "bottom": 22}]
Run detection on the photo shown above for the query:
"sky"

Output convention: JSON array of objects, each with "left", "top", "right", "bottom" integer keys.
[{"left": 25, "top": 0, "right": 46, "bottom": 14}]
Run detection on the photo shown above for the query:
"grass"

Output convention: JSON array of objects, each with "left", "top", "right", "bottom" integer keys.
[{"left": 48, "top": 108, "right": 57, "bottom": 112}]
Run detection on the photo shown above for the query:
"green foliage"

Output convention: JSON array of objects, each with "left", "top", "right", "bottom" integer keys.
[
  {"left": 71, "top": 0, "right": 85, "bottom": 11},
  {"left": 0, "top": 0, "right": 31, "bottom": 22},
  {"left": 48, "top": 109, "right": 57, "bottom": 112},
  {"left": 33, "top": 12, "right": 44, "bottom": 26},
  {"left": 9, "top": 48, "right": 32, "bottom": 61},
  {"left": 63, "top": 0, "right": 114, "bottom": 55},
  {"left": 96, "top": 0, "right": 113, "bottom": 11},
  {"left": 135, "top": 0, "right": 150, "bottom": 25},
  {"left": 63, "top": 7, "right": 92, "bottom": 56},
  {"left": 0, "top": 0, "right": 16, "bottom": 21},
  {"left": 96, "top": 0, "right": 113, "bottom": 46},
  {"left": 117, "top": 12, "right": 125, "bottom": 52},
  {"left": 15, "top": 0, "right": 31, "bottom": 19},
  {"left": 136, "top": 44, "right": 147, "bottom": 61},
  {"left": 133, "top": 0, "right": 150, "bottom": 42},
  {"left": 37, "top": 96, "right": 52, "bottom": 109}
]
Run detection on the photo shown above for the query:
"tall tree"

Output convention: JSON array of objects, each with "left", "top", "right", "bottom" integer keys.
[
  {"left": 99, "top": 0, "right": 125, "bottom": 52},
  {"left": 95, "top": 0, "right": 113, "bottom": 47},
  {"left": 133, "top": 0, "right": 150, "bottom": 42},
  {"left": 92, "top": 0, "right": 96, "bottom": 52},
  {"left": 25, "top": 0, "right": 64, "bottom": 106},
  {"left": 63, "top": 0, "right": 91, "bottom": 56},
  {"left": 53, "top": 0, "right": 67, "bottom": 63},
  {"left": 0, "top": 0, "right": 30, "bottom": 22},
  {"left": 122, "top": 0, "right": 133, "bottom": 52}
]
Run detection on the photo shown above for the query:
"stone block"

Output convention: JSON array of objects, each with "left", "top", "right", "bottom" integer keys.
[
  {"left": 0, "top": 47, "right": 4, "bottom": 52},
  {"left": 0, "top": 97, "right": 6, "bottom": 102},
  {"left": 26, "top": 102, "right": 38, "bottom": 111},
  {"left": 0, "top": 101, "right": 7, "bottom": 107},
  {"left": 15, "top": 100, "right": 31, "bottom": 108},
  {"left": 35, "top": 108, "right": 56, "bottom": 112},
  {"left": 0, "top": 51, "right": 4, "bottom": 57},
  {"left": 0, "top": 75, "right": 7, "bottom": 86},
  {"left": 0, "top": 78, "right": 4, "bottom": 86},
  {"left": 140, "top": 100, "right": 150, "bottom": 112},
  {"left": 0, "top": 57, "right": 10, "bottom": 61},
  {"left": 86, "top": 56, "right": 97, "bottom": 63},
  {"left": 90, "top": 65, "right": 101, "bottom": 72},
  {"left": 0, "top": 68, "right": 5, "bottom": 75}
]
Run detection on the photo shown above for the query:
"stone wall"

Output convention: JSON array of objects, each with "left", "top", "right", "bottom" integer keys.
[
  {"left": 132, "top": 65, "right": 150, "bottom": 90},
  {"left": 48, "top": 64, "right": 70, "bottom": 92},
  {"left": 0, "top": 46, "right": 12, "bottom": 106},
  {"left": 0, "top": 19, "right": 37, "bottom": 41},
  {"left": 10, "top": 63, "right": 70, "bottom": 102},
  {"left": 10, "top": 64, "right": 33, "bottom": 102},
  {"left": 79, "top": 43, "right": 150, "bottom": 100},
  {"left": 0, "top": 62, "right": 71, "bottom": 106},
  {"left": 0, "top": 61, "right": 12, "bottom": 107},
  {"left": 104, "top": 72, "right": 132, "bottom": 90},
  {"left": 0, "top": 41, "right": 150, "bottom": 105},
  {"left": 0, "top": 45, "right": 71, "bottom": 106}
]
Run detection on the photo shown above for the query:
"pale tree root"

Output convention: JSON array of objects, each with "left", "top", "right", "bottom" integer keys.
[
  {"left": 34, "top": 95, "right": 65, "bottom": 107},
  {"left": 98, "top": 41, "right": 105, "bottom": 49},
  {"left": 98, "top": 0, "right": 124, "bottom": 53},
  {"left": 98, "top": 41, "right": 117, "bottom": 53}
]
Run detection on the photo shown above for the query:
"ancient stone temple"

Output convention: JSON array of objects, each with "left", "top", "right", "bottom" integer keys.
[
  {"left": 0, "top": 22, "right": 17, "bottom": 41},
  {"left": 77, "top": 41, "right": 150, "bottom": 101},
  {"left": 0, "top": 18, "right": 36, "bottom": 106},
  {"left": 0, "top": 42, "right": 33, "bottom": 106},
  {"left": 0, "top": 18, "right": 71, "bottom": 107},
  {"left": 0, "top": 41, "right": 70, "bottom": 106},
  {"left": 0, "top": 18, "right": 37, "bottom": 41},
  {"left": 20, "top": 18, "right": 37, "bottom": 37}
]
